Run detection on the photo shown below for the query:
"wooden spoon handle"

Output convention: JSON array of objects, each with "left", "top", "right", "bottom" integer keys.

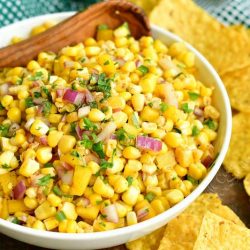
[{"left": 0, "top": 0, "right": 150, "bottom": 68}]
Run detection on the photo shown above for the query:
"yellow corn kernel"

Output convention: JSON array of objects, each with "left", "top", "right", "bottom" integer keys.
[
  {"left": 164, "top": 132, "right": 183, "bottom": 148},
  {"left": 182, "top": 51, "right": 195, "bottom": 67},
  {"left": 44, "top": 217, "right": 59, "bottom": 231},
  {"left": 146, "top": 186, "right": 162, "bottom": 197},
  {"left": 123, "top": 146, "right": 141, "bottom": 160},
  {"left": 77, "top": 221, "right": 93, "bottom": 233},
  {"left": 166, "top": 189, "right": 184, "bottom": 205},
  {"left": 105, "top": 139, "right": 117, "bottom": 158},
  {"left": 151, "top": 129, "right": 166, "bottom": 139},
  {"left": 122, "top": 185, "right": 140, "bottom": 206},
  {"left": 123, "top": 105, "right": 134, "bottom": 116},
  {"left": 27, "top": 60, "right": 40, "bottom": 71},
  {"left": 168, "top": 42, "right": 186, "bottom": 57},
  {"left": 70, "top": 166, "right": 92, "bottom": 196},
  {"left": 88, "top": 193, "right": 102, "bottom": 206},
  {"left": 7, "top": 107, "right": 21, "bottom": 123},
  {"left": 65, "top": 220, "right": 77, "bottom": 233},
  {"left": 120, "top": 91, "right": 131, "bottom": 101},
  {"left": 204, "top": 105, "right": 220, "bottom": 120},
  {"left": 58, "top": 135, "right": 76, "bottom": 154},
  {"left": 142, "top": 163, "right": 157, "bottom": 175},
  {"left": 140, "top": 153, "right": 155, "bottom": 164},
  {"left": 131, "top": 93, "right": 145, "bottom": 112},
  {"left": 144, "top": 174, "right": 158, "bottom": 187},
  {"left": 32, "top": 220, "right": 46, "bottom": 231},
  {"left": 93, "top": 177, "right": 114, "bottom": 198},
  {"left": 19, "top": 159, "right": 40, "bottom": 177},
  {"left": 10, "top": 36, "right": 23, "bottom": 44},
  {"left": 47, "top": 130, "right": 63, "bottom": 148},
  {"left": 30, "top": 119, "right": 49, "bottom": 137},
  {"left": 47, "top": 193, "right": 61, "bottom": 207},
  {"left": 106, "top": 96, "right": 126, "bottom": 110},
  {"left": 112, "top": 111, "right": 128, "bottom": 128},
  {"left": 48, "top": 114, "right": 62, "bottom": 124},
  {"left": 151, "top": 199, "right": 165, "bottom": 214},
  {"left": 65, "top": 112, "right": 77, "bottom": 123},
  {"left": 76, "top": 205, "right": 100, "bottom": 221},
  {"left": 196, "top": 132, "right": 209, "bottom": 146},
  {"left": 122, "top": 61, "right": 136, "bottom": 73},
  {"left": 140, "top": 106, "right": 159, "bottom": 122},
  {"left": 1, "top": 95, "right": 13, "bottom": 107},
  {"left": 139, "top": 74, "right": 157, "bottom": 93},
  {"left": 60, "top": 202, "right": 77, "bottom": 220},
  {"left": 123, "top": 123, "right": 140, "bottom": 136},
  {"left": 1, "top": 137, "right": 18, "bottom": 152},
  {"left": 25, "top": 187, "right": 37, "bottom": 198},
  {"left": 115, "top": 36, "right": 128, "bottom": 47},
  {"left": 17, "top": 90, "right": 29, "bottom": 100},
  {"left": 88, "top": 108, "right": 105, "bottom": 122},
  {"left": 175, "top": 147, "right": 194, "bottom": 168},
  {"left": 126, "top": 211, "right": 137, "bottom": 226},
  {"left": 36, "top": 147, "right": 52, "bottom": 164},
  {"left": 34, "top": 201, "right": 56, "bottom": 220},
  {"left": 188, "top": 163, "right": 206, "bottom": 180},
  {"left": 58, "top": 220, "right": 68, "bottom": 233},
  {"left": 174, "top": 164, "right": 188, "bottom": 177},
  {"left": 142, "top": 122, "right": 157, "bottom": 134},
  {"left": 24, "top": 197, "right": 38, "bottom": 209},
  {"left": 109, "top": 175, "right": 128, "bottom": 193},
  {"left": 154, "top": 39, "right": 167, "bottom": 53},
  {"left": 11, "top": 133, "right": 26, "bottom": 146},
  {"left": 96, "top": 29, "right": 113, "bottom": 41},
  {"left": 106, "top": 157, "right": 124, "bottom": 175},
  {"left": 85, "top": 46, "right": 101, "bottom": 57}
]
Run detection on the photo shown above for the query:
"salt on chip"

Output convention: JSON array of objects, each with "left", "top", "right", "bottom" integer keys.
[
  {"left": 126, "top": 227, "right": 165, "bottom": 250},
  {"left": 157, "top": 193, "right": 244, "bottom": 250},
  {"left": 222, "top": 66, "right": 250, "bottom": 112},
  {"left": 224, "top": 113, "right": 250, "bottom": 179},
  {"left": 149, "top": 0, "right": 250, "bottom": 75},
  {"left": 193, "top": 212, "right": 250, "bottom": 250}
]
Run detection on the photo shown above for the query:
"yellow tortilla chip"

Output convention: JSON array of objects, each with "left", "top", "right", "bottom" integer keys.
[
  {"left": 193, "top": 212, "right": 250, "bottom": 250},
  {"left": 126, "top": 227, "right": 165, "bottom": 250},
  {"left": 222, "top": 66, "right": 250, "bottom": 112},
  {"left": 129, "top": 0, "right": 160, "bottom": 14},
  {"left": 149, "top": 0, "right": 250, "bottom": 75},
  {"left": 157, "top": 193, "right": 244, "bottom": 250},
  {"left": 224, "top": 113, "right": 250, "bottom": 178},
  {"left": 243, "top": 173, "right": 250, "bottom": 196}
]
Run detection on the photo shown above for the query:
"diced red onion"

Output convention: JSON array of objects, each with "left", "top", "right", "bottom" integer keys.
[
  {"left": 56, "top": 89, "right": 64, "bottom": 98},
  {"left": 33, "top": 97, "right": 46, "bottom": 105},
  {"left": 25, "top": 118, "right": 35, "bottom": 130},
  {"left": 61, "top": 114, "right": 67, "bottom": 122},
  {"left": 39, "top": 136, "right": 48, "bottom": 145},
  {"left": 135, "top": 59, "right": 142, "bottom": 68},
  {"left": 84, "top": 89, "right": 94, "bottom": 103},
  {"left": 101, "top": 204, "right": 119, "bottom": 223},
  {"left": 63, "top": 89, "right": 84, "bottom": 105},
  {"left": 36, "top": 105, "right": 43, "bottom": 115},
  {"left": 115, "top": 58, "right": 126, "bottom": 67},
  {"left": 136, "top": 135, "right": 162, "bottom": 152},
  {"left": 113, "top": 108, "right": 122, "bottom": 113},
  {"left": 137, "top": 208, "right": 149, "bottom": 221},
  {"left": 61, "top": 170, "right": 73, "bottom": 185},
  {"left": 9, "top": 123, "right": 20, "bottom": 136},
  {"left": 162, "top": 83, "right": 178, "bottom": 108},
  {"left": 110, "top": 134, "right": 117, "bottom": 140},
  {"left": 27, "top": 133, "right": 35, "bottom": 143},
  {"left": 13, "top": 180, "right": 26, "bottom": 200},
  {"left": 32, "top": 81, "right": 40, "bottom": 87},
  {"left": 202, "top": 155, "right": 214, "bottom": 168},
  {"left": 84, "top": 153, "right": 100, "bottom": 164},
  {"left": 61, "top": 161, "right": 74, "bottom": 171},
  {"left": 75, "top": 124, "right": 84, "bottom": 140},
  {"left": 194, "top": 106, "right": 204, "bottom": 117},
  {"left": 82, "top": 198, "right": 90, "bottom": 207},
  {"left": 78, "top": 106, "right": 90, "bottom": 118},
  {"left": 97, "top": 122, "right": 117, "bottom": 142},
  {"left": 0, "top": 83, "right": 9, "bottom": 95},
  {"left": 159, "top": 56, "right": 180, "bottom": 74}
]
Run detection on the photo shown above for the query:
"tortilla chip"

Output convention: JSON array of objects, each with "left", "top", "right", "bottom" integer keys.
[
  {"left": 126, "top": 227, "right": 165, "bottom": 250},
  {"left": 129, "top": 0, "right": 160, "bottom": 14},
  {"left": 224, "top": 113, "right": 250, "bottom": 178},
  {"left": 193, "top": 212, "right": 250, "bottom": 250},
  {"left": 157, "top": 193, "right": 244, "bottom": 250},
  {"left": 222, "top": 66, "right": 250, "bottom": 112},
  {"left": 149, "top": 0, "right": 250, "bottom": 75},
  {"left": 243, "top": 173, "right": 250, "bottom": 196}
]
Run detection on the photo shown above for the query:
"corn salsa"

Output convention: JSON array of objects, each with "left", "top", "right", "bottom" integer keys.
[{"left": 0, "top": 22, "right": 219, "bottom": 233}]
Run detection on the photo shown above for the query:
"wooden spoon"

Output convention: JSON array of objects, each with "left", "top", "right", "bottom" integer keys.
[{"left": 0, "top": 0, "right": 150, "bottom": 68}]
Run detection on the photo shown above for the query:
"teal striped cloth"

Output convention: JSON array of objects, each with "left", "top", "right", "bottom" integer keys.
[{"left": 0, "top": 0, "right": 249, "bottom": 28}]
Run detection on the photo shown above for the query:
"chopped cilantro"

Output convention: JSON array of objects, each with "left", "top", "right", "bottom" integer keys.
[
  {"left": 115, "top": 128, "right": 135, "bottom": 146},
  {"left": 92, "top": 141, "right": 105, "bottom": 158},
  {"left": 173, "top": 72, "right": 184, "bottom": 79},
  {"left": 104, "top": 60, "right": 110, "bottom": 65},
  {"left": 187, "top": 175, "right": 199, "bottom": 185},
  {"left": 38, "top": 174, "right": 52, "bottom": 186},
  {"left": 126, "top": 176, "right": 133, "bottom": 186},
  {"left": 0, "top": 103, "right": 4, "bottom": 110},
  {"left": 173, "top": 127, "right": 182, "bottom": 134},
  {"left": 148, "top": 102, "right": 153, "bottom": 108},
  {"left": 100, "top": 214, "right": 107, "bottom": 219},
  {"left": 34, "top": 92, "right": 41, "bottom": 98},
  {"left": 71, "top": 150, "right": 80, "bottom": 158},
  {"left": 99, "top": 221, "right": 106, "bottom": 227},
  {"left": 83, "top": 117, "right": 98, "bottom": 131},
  {"left": 80, "top": 134, "right": 93, "bottom": 149},
  {"left": 98, "top": 24, "right": 109, "bottom": 30},
  {"left": 160, "top": 102, "right": 169, "bottom": 112},
  {"left": 95, "top": 73, "right": 112, "bottom": 99},
  {"left": 181, "top": 103, "right": 193, "bottom": 113},
  {"left": 203, "top": 119, "right": 216, "bottom": 130},
  {"left": 55, "top": 211, "right": 66, "bottom": 222},
  {"left": 89, "top": 101, "right": 98, "bottom": 108},
  {"left": 100, "top": 160, "right": 113, "bottom": 170},
  {"left": 52, "top": 186, "right": 73, "bottom": 198},
  {"left": 96, "top": 200, "right": 102, "bottom": 205},
  {"left": 16, "top": 76, "right": 24, "bottom": 85},
  {"left": 192, "top": 125, "right": 200, "bottom": 136},
  {"left": 25, "top": 97, "right": 34, "bottom": 108},
  {"left": 29, "top": 71, "right": 43, "bottom": 81},
  {"left": 12, "top": 217, "right": 21, "bottom": 224},
  {"left": 145, "top": 192, "right": 155, "bottom": 202},
  {"left": 42, "top": 101, "right": 52, "bottom": 116},
  {"left": 2, "top": 164, "right": 10, "bottom": 169},
  {"left": 44, "top": 162, "right": 53, "bottom": 168},
  {"left": 41, "top": 86, "right": 50, "bottom": 97},
  {"left": 71, "top": 83, "right": 77, "bottom": 90},
  {"left": 138, "top": 65, "right": 149, "bottom": 75},
  {"left": 188, "top": 92, "right": 200, "bottom": 101},
  {"left": 0, "top": 124, "right": 10, "bottom": 137}
]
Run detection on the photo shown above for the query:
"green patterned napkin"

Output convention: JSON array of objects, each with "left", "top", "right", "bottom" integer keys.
[{"left": 0, "top": 0, "right": 249, "bottom": 28}]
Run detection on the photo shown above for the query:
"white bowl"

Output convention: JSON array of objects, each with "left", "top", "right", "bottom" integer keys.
[{"left": 0, "top": 12, "right": 232, "bottom": 250}]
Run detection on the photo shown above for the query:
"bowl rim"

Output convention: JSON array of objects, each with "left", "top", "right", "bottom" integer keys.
[{"left": 0, "top": 12, "right": 232, "bottom": 241}]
